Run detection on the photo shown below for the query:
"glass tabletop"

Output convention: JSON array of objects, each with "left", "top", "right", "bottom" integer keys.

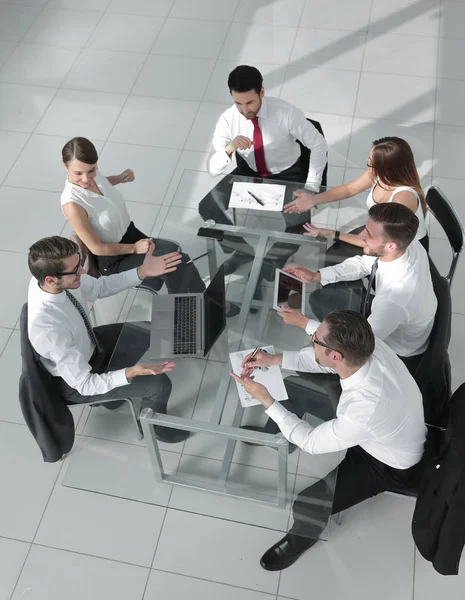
[
  {"left": 63, "top": 174, "right": 344, "bottom": 542},
  {"left": 198, "top": 171, "right": 325, "bottom": 235}
]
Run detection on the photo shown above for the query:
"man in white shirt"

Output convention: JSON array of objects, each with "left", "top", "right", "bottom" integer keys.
[
  {"left": 208, "top": 65, "right": 328, "bottom": 185},
  {"left": 204, "top": 65, "right": 328, "bottom": 276},
  {"left": 283, "top": 202, "right": 437, "bottom": 372},
  {"left": 231, "top": 310, "right": 426, "bottom": 571},
  {"left": 27, "top": 235, "right": 189, "bottom": 443}
]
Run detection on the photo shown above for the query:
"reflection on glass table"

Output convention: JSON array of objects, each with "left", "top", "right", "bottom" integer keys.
[{"left": 63, "top": 190, "right": 343, "bottom": 543}]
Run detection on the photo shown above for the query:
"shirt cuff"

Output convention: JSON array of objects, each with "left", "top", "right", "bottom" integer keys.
[
  {"left": 265, "top": 400, "right": 291, "bottom": 424},
  {"left": 318, "top": 266, "right": 336, "bottom": 286},
  {"left": 305, "top": 319, "right": 320, "bottom": 335},
  {"left": 281, "top": 351, "right": 301, "bottom": 370},
  {"left": 112, "top": 368, "right": 130, "bottom": 387},
  {"left": 213, "top": 150, "right": 232, "bottom": 173}
]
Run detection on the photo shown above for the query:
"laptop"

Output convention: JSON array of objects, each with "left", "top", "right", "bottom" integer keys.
[{"left": 149, "top": 265, "right": 227, "bottom": 359}]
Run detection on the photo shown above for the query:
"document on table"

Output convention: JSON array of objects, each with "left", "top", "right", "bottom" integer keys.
[
  {"left": 229, "top": 182, "right": 286, "bottom": 212},
  {"left": 229, "top": 345, "right": 288, "bottom": 408}
]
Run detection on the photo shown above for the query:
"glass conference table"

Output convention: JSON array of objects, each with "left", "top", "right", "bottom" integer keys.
[{"left": 63, "top": 173, "right": 346, "bottom": 542}]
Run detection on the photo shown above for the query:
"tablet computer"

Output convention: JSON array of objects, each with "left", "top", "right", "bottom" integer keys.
[{"left": 273, "top": 269, "right": 306, "bottom": 314}]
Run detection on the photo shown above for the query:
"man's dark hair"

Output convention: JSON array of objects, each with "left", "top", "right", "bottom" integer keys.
[
  {"left": 323, "top": 310, "right": 375, "bottom": 367},
  {"left": 28, "top": 236, "right": 78, "bottom": 284},
  {"left": 228, "top": 65, "right": 263, "bottom": 95},
  {"left": 368, "top": 202, "right": 419, "bottom": 251}
]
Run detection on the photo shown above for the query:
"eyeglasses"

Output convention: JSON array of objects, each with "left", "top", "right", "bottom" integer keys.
[
  {"left": 366, "top": 161, "right": 374, "bottom": 168},
  {"left": 309, "top": 332, "right": 344, "bottom": 358},
  {"left": 56, "top": 253, "right": 81, "bottom": 277}
]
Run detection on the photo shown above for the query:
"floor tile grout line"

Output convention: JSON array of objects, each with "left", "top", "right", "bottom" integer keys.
[
  {"left": 0, "top": 8, "right": 110, "bottom": 189},
  {"left": 8, "top": 457, "right": 67, "bottom": 600},
  {"left": 94, "top": 11, "right": 171, "bottom": 159},
  {"left": 0, "top": 327, "right": 14, "bottom": 360},
  {"left": 66, "top": 429, "right": 310, "bottom": 476},
  {"left": 14, "top": 540, "right": 153, "bottom": 570},
  {"left": 148, "top": 563, "right": 280, "bottom": 597},
  {"left": 276, "top": 0, "right": 308, "bottom": 102},
  {"left": 431, "top": 0, "right": 443, "bottom": 184},
  {"left": 140, "top": 1, "right": 243, "bottom": 225},
  {"left": 339, "top": 0, "right": 375, "bottom": 187}
]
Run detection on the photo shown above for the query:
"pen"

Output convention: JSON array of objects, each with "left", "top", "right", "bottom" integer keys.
[
  {"left": 248, "top": 191, "right": 265, "bottom": 206},
  {"left": 186, "top": 251, "right": 211, "bottom": 264},
  {"left": 245, "top": 345, "right": 261, "bottom": 364}
]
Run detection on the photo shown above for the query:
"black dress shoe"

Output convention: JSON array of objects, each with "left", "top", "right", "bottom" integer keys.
[
  {"left": 260, "top": 533, "right": 318, "bottom": 571},
  {"left": 240, "top": 425, "right": 296, "bottom": 454},
  {"left": 222, "top": 251, "right": 253, "bottom": 276},
  {"left": 100, "top": 400, "right": 126, "bottom": 410},
  {"left": 154, "top": 425, "right": 191, "bottom": 444}
]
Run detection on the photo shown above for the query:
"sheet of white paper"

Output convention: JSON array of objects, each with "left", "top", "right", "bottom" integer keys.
[
  {"left": 229, "top": 345, "right": 289, "bottom": 408},
  {"left": 229, "top": 182, "right": 286, "bottom": 212}
]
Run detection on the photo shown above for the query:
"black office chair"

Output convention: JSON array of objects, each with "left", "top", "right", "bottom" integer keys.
[
  {"left": 19, "top": 303, "right": 144, "bottom": 460},
  {"left": 426, "top": 186, "right": 464, "bottom": 285},
  {"left": 235, "top": 117, "right": 328, "bottom": 187},
  {"left": 412, "top": 258, "right": 452, "bottom": 428}
]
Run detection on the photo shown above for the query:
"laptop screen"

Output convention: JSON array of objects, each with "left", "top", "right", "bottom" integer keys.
[{"left": 204, "top": 264, "right": 227, "bottom": 354}]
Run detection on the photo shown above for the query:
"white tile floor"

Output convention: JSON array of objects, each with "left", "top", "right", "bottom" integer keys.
[{"left": 0, "top": 0, "right": 464, "bottom": 598}]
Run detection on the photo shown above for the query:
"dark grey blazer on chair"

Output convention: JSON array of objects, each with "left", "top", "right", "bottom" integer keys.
[
  {"left": 412, "top": 382, "right": 465, "bottom": 576},
  {"left": 19, "top": 303, "right": 75, "bottom": 463}
]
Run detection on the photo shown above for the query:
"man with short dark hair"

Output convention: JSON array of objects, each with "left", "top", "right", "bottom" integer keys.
[
  {"left": 27, "top": 235, "right": 189, "bottom": 443},
  {"left": 205, "top": 64, "right": 328, "bottom": 277},
  {"left": 282, "top": 203, "right": 437, "bottom": 372},
  {"left": 232, "top": 310, "right": 426, "bottom": 570},
  {"left": 208, "top": 65, "right": 328, "bottom": 185}
]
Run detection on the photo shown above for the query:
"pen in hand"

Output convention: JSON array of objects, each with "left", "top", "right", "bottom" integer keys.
[
  {"left": 186, "top": 251, "right": 211, "bottom": 264},
  {"left": 245, "top": 345, "right": 261, "bottom": 364},
  {"left": 248, "top": 191, "right": 265, "bottom": 206}
]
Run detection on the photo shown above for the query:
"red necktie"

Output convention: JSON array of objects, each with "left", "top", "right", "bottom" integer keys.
[{"left": 252, "top": 117, "right": 270, "bottom": 177}]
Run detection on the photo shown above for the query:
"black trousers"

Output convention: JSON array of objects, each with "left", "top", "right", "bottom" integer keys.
[
  {"left": 261, "top": 375, "right": 341, "bottom": 435},
  {"left": 97, "top": 222, "right": 205, "bottom": 293},
  {"left": 290, "top": 445, "right": 417, "bottom": 540},
  {"left": 55, "top": 323, "right": 171, "bottom": 413},
  {"left": 199, "top": 159, "right": 312, "bottom": 282}
]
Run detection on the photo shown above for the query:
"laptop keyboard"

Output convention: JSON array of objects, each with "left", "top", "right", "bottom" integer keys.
[{"left": 173, "top": 296, "right": 198, "bottom": 355}]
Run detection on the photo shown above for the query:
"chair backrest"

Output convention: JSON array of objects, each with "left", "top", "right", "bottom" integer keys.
[
  {"left": 70, "top": 232, "right": 101, "bottom": 278},
  {"left": 426, "top": 186, "right": 464, "bottom": 283},
  {"left": 414, "top": 258, "right": 452, "bottom": 425},
  {"left": 19, "top": 303, "right": 75, "bottom": 462},
  {"left": 297, "top": 118, "right": 328, "bottom": 188}
]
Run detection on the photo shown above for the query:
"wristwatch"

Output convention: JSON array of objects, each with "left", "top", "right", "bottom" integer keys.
[{"left": 334, "top": 230, "right": 340, "bottom": 241}]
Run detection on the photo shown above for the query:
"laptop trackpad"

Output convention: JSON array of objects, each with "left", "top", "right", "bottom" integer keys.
[{"left": 152, "top": 311, "right": 174, "bottom": 330}]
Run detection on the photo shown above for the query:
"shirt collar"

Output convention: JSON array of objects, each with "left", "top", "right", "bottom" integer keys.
[
  {"left": 257, "top": 97, "right": 268, "bottom": 119},
  {"left": 65, "top": 172, "right": 102, "bottom": 197},
  {"left": 34, "top": 279, "right": 67, "bottom": 304},
  {"left": 377, "top": 245, "right": 410, "bottom": 273},
  {"left": 340, "top": 358, "right": 371, "bottom": 391}
]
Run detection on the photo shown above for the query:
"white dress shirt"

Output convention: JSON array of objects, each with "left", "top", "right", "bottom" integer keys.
[
  {"left": 266, "top": 320, "right": 426, "bottom": 469},
  {"left": 318, "top": 241, "right": 437, "bottom": 357},
  {"left": 61, "top": 172, "right": 131, "bottom": 243},
  {"left": 207, "top": 96, "right": 328, "bottom": 186},
  {"left": 28, "top": 269, "right": 141, "bottom": 396}
]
